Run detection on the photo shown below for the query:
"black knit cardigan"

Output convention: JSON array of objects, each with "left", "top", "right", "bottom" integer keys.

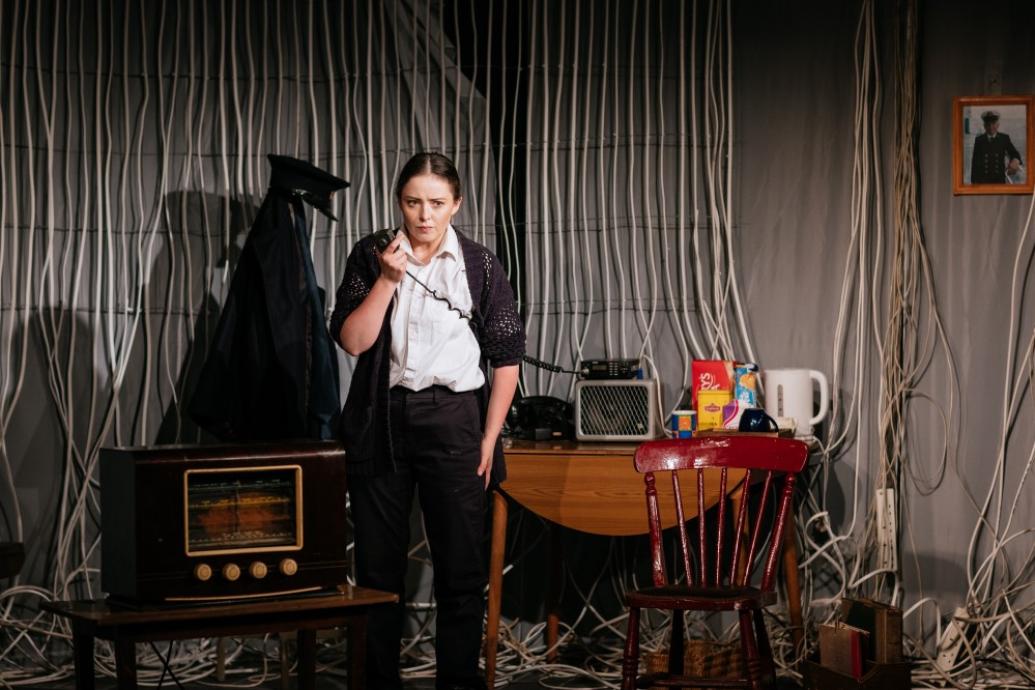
[{"left": 329, "top": 231, "right": 525, "bottom": 482}]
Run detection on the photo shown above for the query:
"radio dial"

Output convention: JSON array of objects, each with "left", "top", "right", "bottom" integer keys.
[
  {"left": 279, "top": 558, "right": 298, "bottom": 576},
  {"left": 194, "top": 563, "right": 213, "bottom": 582},
  {"left": 222, "top": 563, "right": 241, "bottom": 581},
  {"left": 249, "top": 561, "right": 268, "bottom": 579}
]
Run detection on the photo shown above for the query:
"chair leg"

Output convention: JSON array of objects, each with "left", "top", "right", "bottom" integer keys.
[
  {"left": 622, "top": 606, "right": 641, "bottom": 690},
  {"left": 737, "top": 609, "right": 763, "bottom": 690},
  {"left": 667, "top": 610, "right": 685, "bottom": 676},
  {"left": 752, "top": 609, "right": 776, "bottom": 686}
]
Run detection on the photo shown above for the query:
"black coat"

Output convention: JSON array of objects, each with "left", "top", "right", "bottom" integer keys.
[
  {"left": 190, "top": 156, "right": 347, "bottom": 441},
  {"left": 971, "top": 133, "right": 1022, "bottom": 184}
]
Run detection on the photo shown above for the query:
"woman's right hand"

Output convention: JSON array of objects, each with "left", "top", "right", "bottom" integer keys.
[
  {"left": 377, "top": 232, "right": 407, "bottom": 284},
  {"left": 341, "top": 233, "right": 406, "bottom": 355}
]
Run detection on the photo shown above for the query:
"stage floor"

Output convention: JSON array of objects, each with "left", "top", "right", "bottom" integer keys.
[{"left": 51, "top": 672, "right": 807, "bottom": 689}]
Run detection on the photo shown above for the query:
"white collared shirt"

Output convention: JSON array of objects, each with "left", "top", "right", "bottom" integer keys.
[{"left": 389, "top": 226, "right": 484, "bottom": 392}]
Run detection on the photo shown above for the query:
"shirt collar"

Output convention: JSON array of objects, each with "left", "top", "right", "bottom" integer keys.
[
  {"left": 439, "top": 225, "right": 460, "bottom": 259},
  {"left": 399, "top": 225, "right": 460, "bottom": 264}
]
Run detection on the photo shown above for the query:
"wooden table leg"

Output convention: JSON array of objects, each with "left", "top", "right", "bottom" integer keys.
[
  {"left": 546, "top": 524, "right": 561, "bottom": 662},
  {"left": 71, "top": 625, "right": 95, "bottom": 690},
  {"left": 485, "top": 489, "right": 507, "bottom": 688},
  {"left": 296, "top": 629, "right": 316, "bottom": 690},
  {"left": 280, "top": 633, "right": 291, "bottom": 690},
  {"left": 347, "top": 615, "right": 367, "bottom": 690},
  {"left": 215, "top": 637, "right": 227, "bottom": 681},
  {"left": 782, "top": 507, "right": 804, "bottom": 659},
  {"left": 113, "top": 638, "right": 137, "bottom": 690}
]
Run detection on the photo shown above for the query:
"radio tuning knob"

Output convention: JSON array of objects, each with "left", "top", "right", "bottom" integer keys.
[
  {"left": 194, "top": 563, "right": 213, "bottom": 582},
  {"left": 249, "top": 561, "right": 268, "bottom": 579},
  {"left": 279, "top": 558, "right": 298, "bottom": 576},
  {"left": 222, "top": 563, "right": 241, "bottom": 581}
]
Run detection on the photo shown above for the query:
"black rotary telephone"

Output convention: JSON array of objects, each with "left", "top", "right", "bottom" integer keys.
[{"left": 505, "top": 395, "right": 574, "bottom": 441}]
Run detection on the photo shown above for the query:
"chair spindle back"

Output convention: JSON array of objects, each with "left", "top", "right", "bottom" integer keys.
[{"left": 635, "top": 436, "right": 807, "bottom": 591}]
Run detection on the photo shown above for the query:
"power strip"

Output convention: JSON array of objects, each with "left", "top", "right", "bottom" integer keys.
[
  {"left": 935, "top": 606, "right": 968, "bottom": 673},
  {"left": 875, "top": 488, "right": 897, "bottom": 571}
]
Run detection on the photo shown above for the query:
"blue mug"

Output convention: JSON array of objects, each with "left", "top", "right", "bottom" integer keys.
[{"left": 738, "top": 408, "right": 778, "bottom": 433}]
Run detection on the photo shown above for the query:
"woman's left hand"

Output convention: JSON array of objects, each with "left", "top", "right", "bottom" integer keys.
[
  {"left": 477, "top": 435, "right": 494, "bottom": 489},
  {"left": 477, "top": 364, "right": 519, "bottom": 490}
]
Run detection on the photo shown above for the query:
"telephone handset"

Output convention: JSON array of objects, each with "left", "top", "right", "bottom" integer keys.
[{"left": 372, "top": 227, "right": 397, "bottom": 252}]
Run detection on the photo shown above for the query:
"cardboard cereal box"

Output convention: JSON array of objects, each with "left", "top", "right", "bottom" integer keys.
[{"left": 691, "top": 359, "right": 736, "bottom": 409}]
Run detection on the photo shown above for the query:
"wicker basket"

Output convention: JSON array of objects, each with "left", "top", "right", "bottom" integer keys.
[{"left": 643, "top": 638, "right": 742, "bottom": 689}]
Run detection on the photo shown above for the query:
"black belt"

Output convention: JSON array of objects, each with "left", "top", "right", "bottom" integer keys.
[{"left": 389, "top": 384, "right": 476, "bottom": 401}]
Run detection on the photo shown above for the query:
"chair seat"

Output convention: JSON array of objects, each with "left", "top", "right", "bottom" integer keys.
[{"left": 625, "top": 584, "right": 776, "bottom": 611}]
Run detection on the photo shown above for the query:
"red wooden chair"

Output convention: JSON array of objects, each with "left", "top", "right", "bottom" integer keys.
[{"left": 621, "top": 435, "right": 808, "bottom": 690}]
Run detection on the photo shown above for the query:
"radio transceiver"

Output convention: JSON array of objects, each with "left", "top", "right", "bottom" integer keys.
[{"left": 578, "top": 359, "right": 640, "bottom": 380}]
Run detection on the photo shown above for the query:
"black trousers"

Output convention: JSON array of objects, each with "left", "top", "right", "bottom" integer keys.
[{"left": 348, "top": 385, "right": 489, "bottom": 690}]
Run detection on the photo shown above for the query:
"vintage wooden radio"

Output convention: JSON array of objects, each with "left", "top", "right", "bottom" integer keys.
[{"left": 101, "top": 441, "right": 348, "bottom": 603}]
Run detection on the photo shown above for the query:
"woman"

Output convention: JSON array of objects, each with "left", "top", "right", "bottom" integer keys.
[{"left": 329, "top": 152, "right": 524, "bottom": 690}]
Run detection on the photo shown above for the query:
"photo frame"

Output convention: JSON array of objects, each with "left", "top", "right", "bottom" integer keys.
[{"left": 953, "top": 95, "right": 1034, "bottom": 195}]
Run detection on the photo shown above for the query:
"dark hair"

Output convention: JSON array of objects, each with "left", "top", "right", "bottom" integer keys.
[{"left": 394, "top": 152, "right": 462, "bottom": 201}]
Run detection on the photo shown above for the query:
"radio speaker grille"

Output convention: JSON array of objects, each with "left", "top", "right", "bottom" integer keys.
[{"left": 574, "top": 380, "right": 659, "bottom": 441}]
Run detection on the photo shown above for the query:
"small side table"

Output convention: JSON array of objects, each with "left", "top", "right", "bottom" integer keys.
[
  {"left": 42, "top": 584, "right": 396, "bottom": 690},
  {"left": 0, "top": 542, "right": 24, "bottom": 579}
]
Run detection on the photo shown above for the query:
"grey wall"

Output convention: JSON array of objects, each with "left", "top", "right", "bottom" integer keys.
[{"left": 733, "top": 0, "right": 1035, "bottom": 660}]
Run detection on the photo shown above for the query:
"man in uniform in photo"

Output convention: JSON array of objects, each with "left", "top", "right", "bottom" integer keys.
[{"left": 970, "top": 110, "right": 1023, "bottom": 184}]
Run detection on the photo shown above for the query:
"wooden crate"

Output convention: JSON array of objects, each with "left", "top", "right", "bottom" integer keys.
[
  {"left": 644, "top": 638, "right": 742, "bottom": 689},
  {"left": 802, "top": 658, "right": 911, "bottom": 690}
]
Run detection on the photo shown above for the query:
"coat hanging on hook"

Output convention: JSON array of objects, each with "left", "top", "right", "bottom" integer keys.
[{"left": 190, "top": 155, "right": 348, "bottom": 442}]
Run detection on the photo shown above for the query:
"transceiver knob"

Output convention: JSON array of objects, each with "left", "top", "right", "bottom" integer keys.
[
  {"left": 194, "top": 563, "right": 213, "bottom": 582},
  {"left": 222, "top": 563, "right": 241, "bottom": 581},
  {"left": 279, "top": 558, "right": 298, "bottom": 576},
  {"left": 249, "top": 561, "right": 268, "bottom": 579}
]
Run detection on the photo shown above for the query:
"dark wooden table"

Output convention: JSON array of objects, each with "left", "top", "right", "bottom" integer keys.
[
  {"left": 42, "top": 584, "right": 397, "bottom": 690},
  {"left": 0, "top": 542, "right": 24, "bottom": 578}
]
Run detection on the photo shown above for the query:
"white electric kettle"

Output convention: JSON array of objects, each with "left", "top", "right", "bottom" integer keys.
[{"left": 762, "top": 368, "right": 829, "bottom": 438}]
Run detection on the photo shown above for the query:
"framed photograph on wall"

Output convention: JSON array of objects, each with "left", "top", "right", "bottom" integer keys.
[{"left": 953, "top": 95, "right": 1034, "bottom": 195}]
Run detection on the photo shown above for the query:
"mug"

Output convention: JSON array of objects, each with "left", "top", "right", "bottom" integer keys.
[
  {"left": 738, "top": 408, "right": 778, "bottom": 433},
  {"left": 762, "top": 368, "right": 829, "bottom": 437},
  {"left": 671, "top": 410, "right": 696, "bottom": 438}
]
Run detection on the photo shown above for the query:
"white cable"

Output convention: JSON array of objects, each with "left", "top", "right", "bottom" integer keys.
[
  {"left": 572, "top": 0, "right": 596, "bottom": 398},
  {"left": 546, "top": 0, "right": 566, "bottom": 395},
  {"left": 596, "top": 0, "right": 613, "bottom": 359},
  {"left": 607, "top": 0, "right": 626, "bottom": 358},
  {"left": 624, "top": 0, "right": 644, "bottom": 358},
  {"left": 522, "top": 0, "right": 539, "bottom": 390},
  {"left": 243, "top": 1, "right": 256, "bottom": 200},
  {"left": 478, "top": 0, "right": 493, "bottom": 245}
]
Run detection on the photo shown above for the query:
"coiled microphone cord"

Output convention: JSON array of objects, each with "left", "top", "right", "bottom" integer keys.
[{"left": 403, "top": 269, "right": 579, "bottom": 374}]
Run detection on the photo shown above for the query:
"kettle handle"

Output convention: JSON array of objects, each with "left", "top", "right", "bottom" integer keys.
[{"left": 809, "top": 370, "right": 829, "bottom": 426}]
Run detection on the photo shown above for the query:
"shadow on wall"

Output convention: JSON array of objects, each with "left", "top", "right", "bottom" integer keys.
[
  {"left": 2, "top": 192, "right": 256, "bottom": 593},
  {"left": 151, "top": 191, "right": 258, "bottom": 445},
  {"left": 6, "top": 310, "right": 104, "bottom": 592}
]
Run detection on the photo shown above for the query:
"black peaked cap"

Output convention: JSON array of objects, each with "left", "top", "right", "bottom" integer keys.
[{"left": 267, "top": 154, "right": 349, "bottom": 220}]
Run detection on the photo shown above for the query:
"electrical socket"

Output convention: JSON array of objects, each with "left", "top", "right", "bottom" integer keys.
[
  {"left": 875, "top": 488, "right": 897, "bottom": 571},
  {"left": 935, "top": 606, "right": 968, "bottom": 674}
]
